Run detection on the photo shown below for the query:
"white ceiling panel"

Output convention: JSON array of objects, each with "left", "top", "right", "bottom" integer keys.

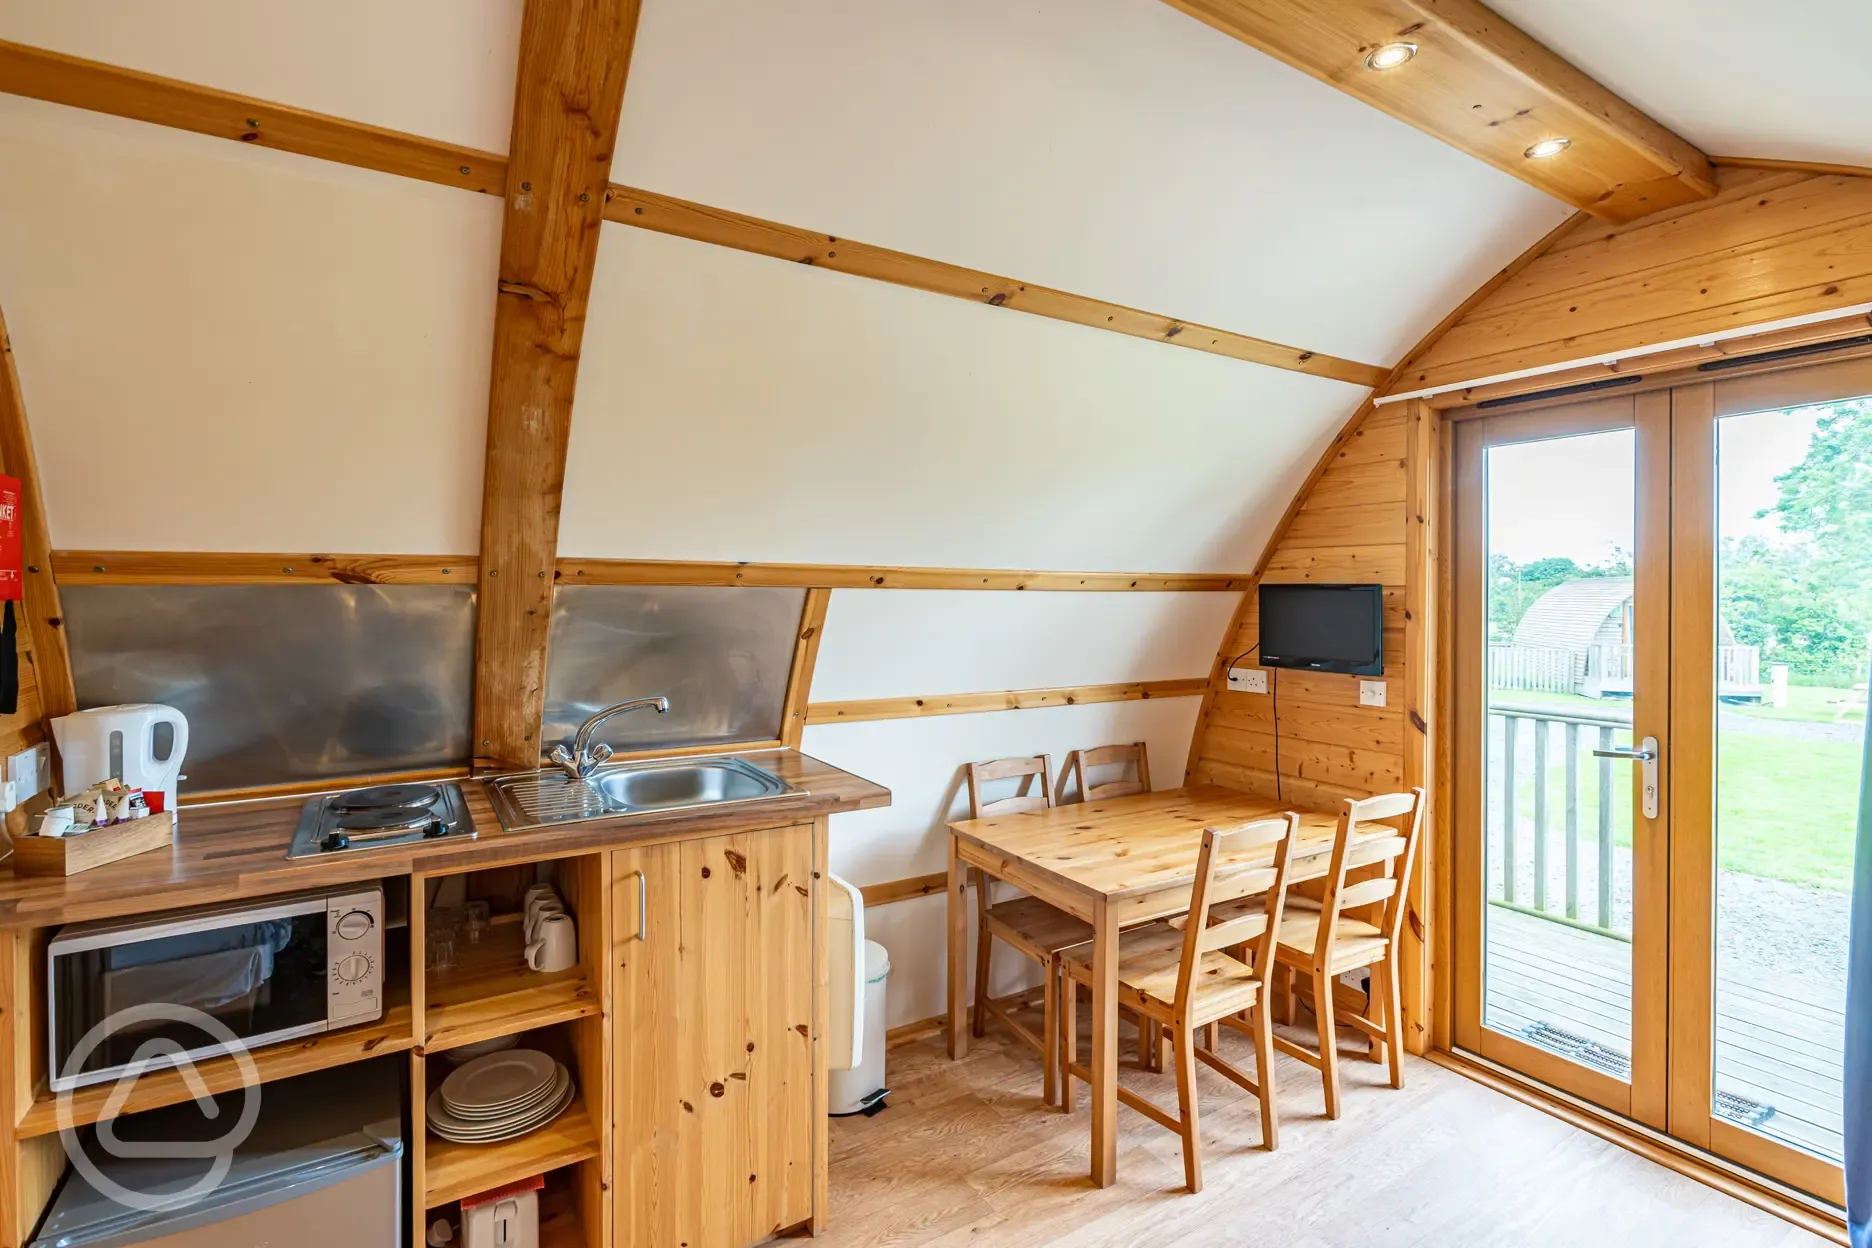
[
  {"left": 562, "top": 223, "right": 1362, "bottom": 574},
  {"left": 0, "top": 98, "right": 498, "bottom": 554},
  {"left": 613, "top": 0, "right": 1572, "bottom": 368},
  {"left": 1491, "top": 0, "right": 1872, "bottom": 168},
  {"left": 0, "top": 0, "right": 524, "bottom": 153}
]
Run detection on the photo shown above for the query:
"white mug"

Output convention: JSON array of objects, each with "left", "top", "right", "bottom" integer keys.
[
  {"left": 525, "top": 897, "right": 566, "bottom": 941},
  {"left": 525, "top": 913, "right": 577, "bottom": 973},
  {"left": 522, "top": 883, "right": 558, "bottom": 910}
]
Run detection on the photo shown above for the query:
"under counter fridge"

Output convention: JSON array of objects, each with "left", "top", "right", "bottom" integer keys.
[{"left": 29, "top": 1059, "right": 404, "bottom": 1248}]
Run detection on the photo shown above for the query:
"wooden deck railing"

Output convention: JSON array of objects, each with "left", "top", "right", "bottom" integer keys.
[{"left": 1490, "top": 702, "right": 1633, "bottom": 938}]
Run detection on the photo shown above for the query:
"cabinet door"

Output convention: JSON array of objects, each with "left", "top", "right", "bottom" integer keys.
[{"left": 613, "top": 824, "right": 816, "bottom": 1248}]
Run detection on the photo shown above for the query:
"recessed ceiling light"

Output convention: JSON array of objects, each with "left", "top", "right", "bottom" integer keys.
[
  {"left": 1524, "top": 137, "right": 1572, "bottom": 159},
  {"left": 1364, "top": 42, "right": 1419, "bottom": 70}
]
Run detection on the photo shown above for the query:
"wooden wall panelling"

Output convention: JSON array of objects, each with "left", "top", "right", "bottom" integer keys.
[
  {"left": 1157, "top": 0, "right": 1714, "bottom": 222},
  {"left": 0, "top": 39, "right": 508, "bottom": 196},
  {"left": 52, "top": 551, "right": 478, "bottom": 585},
  {"left": 804, "top": 678, "right": 1207, "bottom": 725},
  {"left": 780, "top": 589, "right": 830, "bottom": 749},
  {"left": 0, "top": 303, "right": 73, "bottom": 732},
  {"left": 556, "top": 558, "right": 1247, "bottom": 592},
  {"left": 1394, "top": 170, "right": 1872, "bottom": 393},
  {"left": 0, "top": 41, "right": 1382, "bottom": 389},
  {"left": 473, "top": 0, "right": 644, "bottom": 771},
  {"left": 601, "top": 186, "right": 1386, "bottom": 387}
]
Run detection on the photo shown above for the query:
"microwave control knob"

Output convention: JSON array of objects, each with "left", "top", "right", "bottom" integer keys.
[
  {"left": 335, "top": 953, "right": 373, "bottom": 984},
  {"left": 336, "top": 910, "right": 375, "bottom": 941}
]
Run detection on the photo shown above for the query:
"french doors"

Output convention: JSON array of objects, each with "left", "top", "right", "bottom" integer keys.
[{"left": 1452, "top": 357, "right": 1872, "bottom": 1204}]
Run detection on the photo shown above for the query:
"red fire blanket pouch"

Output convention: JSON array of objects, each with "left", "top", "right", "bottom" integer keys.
[{"left": 0, "top": 474, "right": 22, "bottom": 715}]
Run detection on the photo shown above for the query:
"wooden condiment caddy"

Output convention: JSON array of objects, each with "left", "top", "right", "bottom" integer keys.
[{"left": 11, "top": 811, "right": 176, "bottom": 876}]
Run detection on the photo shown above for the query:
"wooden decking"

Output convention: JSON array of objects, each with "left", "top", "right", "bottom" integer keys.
[
  {"left": 824, "top": 1003, "right": 1830, "bottom": 1246},
  {"left": 1486, "top": 905, "right": 1845, "bottom": 1161}
]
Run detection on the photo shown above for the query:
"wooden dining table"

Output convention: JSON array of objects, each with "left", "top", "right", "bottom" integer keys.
[{"left": 945, "top": 784, "right": 1349, "bottom": 1187}]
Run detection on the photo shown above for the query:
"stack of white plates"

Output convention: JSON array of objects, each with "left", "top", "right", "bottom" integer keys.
[{"left": 427, "top": 1049, "right": 575, "bottom": 1144}]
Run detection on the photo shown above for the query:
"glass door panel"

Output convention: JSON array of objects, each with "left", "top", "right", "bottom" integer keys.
[
  {"left": 1709, "top": 398, "right": 1865, "bottom": 1168},
  {"left": 1454, "top": 395, "right": 1669, "bottom": 1127},
  {"left": 1483, "top": 429, "right": 1639, "bottom": 1073}
]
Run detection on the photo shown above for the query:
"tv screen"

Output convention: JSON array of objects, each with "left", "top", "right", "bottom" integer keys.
[{"left": 1258, "top": 583, "right": 1383, "bottom": 676}]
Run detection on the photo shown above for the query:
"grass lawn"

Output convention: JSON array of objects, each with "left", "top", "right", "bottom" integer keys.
[{"left": 1715, "top": 732, "right": 1861, "bottom": 891}]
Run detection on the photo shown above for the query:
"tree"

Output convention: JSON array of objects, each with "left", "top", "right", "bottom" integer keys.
[{"left": 1772, "top": 399, "right": 1872, "bottom": 558}]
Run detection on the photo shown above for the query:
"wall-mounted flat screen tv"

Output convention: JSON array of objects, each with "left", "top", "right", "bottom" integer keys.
[{"left": 1258, "top": 583, "right": 1383, "bottom": 676}]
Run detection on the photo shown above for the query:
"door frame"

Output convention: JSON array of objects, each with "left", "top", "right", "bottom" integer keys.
[{"left": 1449, "top": 391, "right": 1673, "bottom": 1129}]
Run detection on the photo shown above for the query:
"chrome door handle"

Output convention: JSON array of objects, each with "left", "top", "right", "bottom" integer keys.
[
  {"left": 629, "top": 869, "right": 647, "bottom": 941},
  {"left": 1592, "top": 745, "right": 1657, "bottom": 762},
  {"left": 1593, "top": 735, "right": 1660, "bottom": 819}
]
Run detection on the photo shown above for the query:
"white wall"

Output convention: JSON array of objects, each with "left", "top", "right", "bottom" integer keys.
[
  {"left": 810, "top": 590, "right": 1235, "bottom": 701},
  {"left": 561, "top": 225, "right": 1362, "bottom": 573},
  {"left": 0, "top": 97, "right": 497, "bottom": 554}
]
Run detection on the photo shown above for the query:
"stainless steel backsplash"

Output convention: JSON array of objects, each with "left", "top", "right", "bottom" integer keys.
[
  {"left": 541, "top": 585, "right": 805, "bottom": 755},
  {"left": 62, "top": 584, "right": 476, "bottom": 792}
]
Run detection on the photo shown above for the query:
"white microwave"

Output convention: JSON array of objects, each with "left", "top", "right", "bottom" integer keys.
[{"left": 47, "top": 886, "right": 384, "bottom": 1092}]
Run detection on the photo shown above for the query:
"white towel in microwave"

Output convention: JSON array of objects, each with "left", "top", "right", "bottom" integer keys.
[{"left": 103, "top": 945, "right": 267, "bottom": 1019}]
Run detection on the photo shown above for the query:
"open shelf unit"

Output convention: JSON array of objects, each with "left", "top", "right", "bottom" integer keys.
[
  {"left": 423, "top": 916, "right": 597, "bottom": 1054},
  {"left": 424, "top": 1097, "right": 600, "bottom": 1207},
  {"left": 412, "top": 854, "right": 613, "bottom": 1248},
  {"left": 18, "top": 1000, "right": 415, "bottom": 1138}
]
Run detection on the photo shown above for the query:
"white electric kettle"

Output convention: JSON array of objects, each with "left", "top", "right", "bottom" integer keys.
[{"left": 51, "top": 704, "right": 189, "bottom": 811}]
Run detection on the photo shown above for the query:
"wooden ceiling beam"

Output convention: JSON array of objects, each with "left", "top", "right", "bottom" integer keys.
[
  {"left": 473, "top": 0, "right": 642, "bottom": 771},
  {"left": 556, "top": 557, "right": 1249, "bottom": 592},
  {"left": 0, "top": 38, "right": 1383, "bottom": 388},
  {"left": 603, "top": 186, "right": 1385, "bottom": 387},
  {"left": 0, "top": 39, "right": 507, "bottom": 195},
  {"left": 1159, "top": 0, "right": 1716, "bottom": 223}
]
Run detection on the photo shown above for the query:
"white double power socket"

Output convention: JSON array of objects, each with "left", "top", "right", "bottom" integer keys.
[{"left": 1226, "top": 667, "right": 1268, "bottom": 694}]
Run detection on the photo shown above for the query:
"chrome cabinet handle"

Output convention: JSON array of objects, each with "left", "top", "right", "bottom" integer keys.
[
  {"left": 1593, "top": 735, "right": 1660, "bottom": 819},
  {"left": 630, "top": 869, "right": 647, "bottom": 941}
]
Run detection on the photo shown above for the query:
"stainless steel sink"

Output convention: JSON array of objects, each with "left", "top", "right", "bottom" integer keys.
[{"left": 486, "top": 756, "right": 802, "bottom": 831}]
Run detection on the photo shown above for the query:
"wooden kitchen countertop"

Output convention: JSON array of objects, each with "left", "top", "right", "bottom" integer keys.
[{"left": 0, "top": 749, "right": 889, "bottom": 929}]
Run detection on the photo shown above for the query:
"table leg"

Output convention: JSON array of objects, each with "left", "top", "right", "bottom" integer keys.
[
  {"left": 947, "top": 832, "right": 969, "bottom": 1060},
  {"left": 1090, "top": 896, "right": 1118, "bottom": 1186}
]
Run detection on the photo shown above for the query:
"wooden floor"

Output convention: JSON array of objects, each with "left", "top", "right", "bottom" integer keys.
[
  {"left": 823, "top": 1005, "right": 1830, "bottom": 1247},
  {"left": 1486, "top": 905, "right": 1845, "bottom": 1161}
]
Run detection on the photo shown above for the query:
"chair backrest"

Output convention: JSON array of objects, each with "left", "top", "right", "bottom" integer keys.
[
  {"left": 1063, "top": 742, "right": 1151, "bottom": 803},
  {"left": 1312, "top": 788, "right": 1427, "bottom": 965},
  {"left": 1171, "top": 814, "right": 1298, "bottom": 1022},
  {"left": 966, "top": 755, "right": 1055, "bottom": 820}
]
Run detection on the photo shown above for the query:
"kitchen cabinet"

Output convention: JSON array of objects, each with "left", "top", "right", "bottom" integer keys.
[{"left": 612, "top": 821, "right": 822, "bottom": 1248}]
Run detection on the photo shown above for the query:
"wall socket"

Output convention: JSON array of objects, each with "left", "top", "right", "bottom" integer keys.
[
  {"left": 6, "top": 743, "right": 48, "bottom": 801},
  {"left": 1359, "top": 680, "right": 1388, "bottom": 708},
  {"left": 1227, "top": 667, "right": 1269, "bottom": 694}
]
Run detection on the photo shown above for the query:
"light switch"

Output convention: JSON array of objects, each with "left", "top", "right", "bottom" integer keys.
[
  {"left": 1359, "top": 680, "right": 1388, "bottom": 708},
  {"left": 1228, "top": 667, "right": 1269, "bottom": 694}
]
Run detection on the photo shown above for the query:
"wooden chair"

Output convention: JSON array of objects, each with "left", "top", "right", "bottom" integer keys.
[
  {"left": 1060, "top": 742, "right": 1150, "bottom": 803},
  {"left": 1058, "top": 815, "right": 1298, "bottom": 1193},
  {"left": 966, "top": 755, "right": 1092, "bottom": 1107},
  {"left": 1267, "top": 788, "right": 1426, "bottom": 1119}
]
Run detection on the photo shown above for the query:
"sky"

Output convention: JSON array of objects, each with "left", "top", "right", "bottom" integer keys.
[{"left": 1485, "top": 406, "right": 1822, "bottom": 565}]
